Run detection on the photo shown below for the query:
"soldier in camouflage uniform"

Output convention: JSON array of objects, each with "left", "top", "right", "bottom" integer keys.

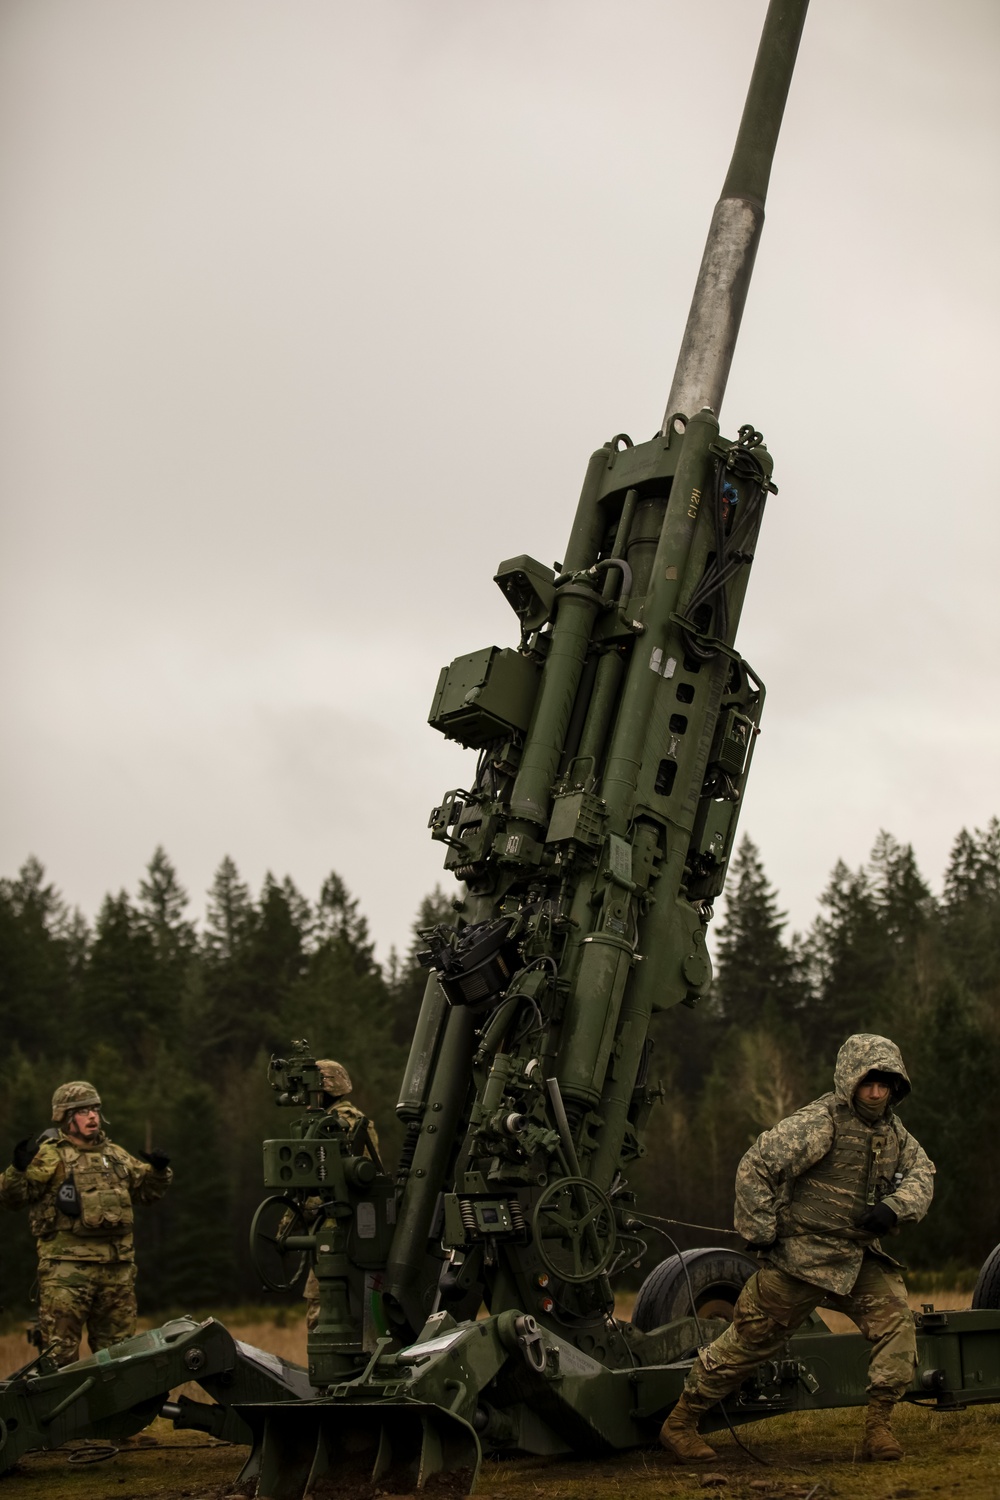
[
  {"left": 301, "top": 1060, "right": 380, "bottom": 1332},
  {"left": 0, "top": 1081, "right": 172, "bottom": 1366},
  {"left": 661, "top": 1034, "right": 934, "bottom": 1465}
]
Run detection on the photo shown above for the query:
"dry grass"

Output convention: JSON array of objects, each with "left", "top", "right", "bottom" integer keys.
[
  {"left": 817, "top": 1285, "right": 972, "bottom": 1334},
  {"left": 479, "top": 1404, "right": 1000, "bottom": 1499}
]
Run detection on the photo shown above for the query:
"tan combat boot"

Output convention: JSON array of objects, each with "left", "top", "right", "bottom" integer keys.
[
  {"left": 659, "top": 1392, "right": 717, "bottom": 1462},
  {"left": 862, "top": 1399, "right": 904, "bottom": 1462}
]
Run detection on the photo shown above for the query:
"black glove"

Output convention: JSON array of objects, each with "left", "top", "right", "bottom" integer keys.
[
  {"left": 12, "top": 1138, "right": 37, "bottom": 1173},
  {"left": 140, "top": 1149, "right": 171, "bottom": 1172},
  {"left": 745, "top": 1240, "right": 776, "bottom": 1255},
  {"left": 858, "top": 1202, "right": 897, "bottom": 1235}
]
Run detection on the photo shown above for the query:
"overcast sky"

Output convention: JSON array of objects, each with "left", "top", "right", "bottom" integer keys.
[{"left": 2, "top": 0, "right": 998, "bottom": 961}]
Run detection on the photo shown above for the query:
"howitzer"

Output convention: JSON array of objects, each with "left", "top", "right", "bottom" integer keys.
[
  {"left": 376, "top": 0, "right": 800, "bottom": 1351},
  {"left": 249, "top": 0, "right": 805, "bottom": 1388},
  {"left": 7, "top": 1, "right": 1000, "bottom": 1493}
]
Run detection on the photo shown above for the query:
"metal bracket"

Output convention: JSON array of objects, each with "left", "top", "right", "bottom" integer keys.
[{"left": 513, "top": 1314, "right": 548, "bottom": 1375}]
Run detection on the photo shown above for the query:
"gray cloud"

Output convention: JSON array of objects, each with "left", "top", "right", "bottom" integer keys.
[{"left": 1, "top": 0, "right": 997, "bottom": 955}]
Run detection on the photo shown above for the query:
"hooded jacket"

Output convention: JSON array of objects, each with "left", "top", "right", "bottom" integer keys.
[{"left": 734, "top": 1034, "right": 935, "bottom": 1296}]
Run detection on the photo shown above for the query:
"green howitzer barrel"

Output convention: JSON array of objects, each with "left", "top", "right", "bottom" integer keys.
[
  {"left": 384, "top": 0, "right": 809, "bottom": 1335},
  {"left": 663, "top": 0, "right": 810, "bottom": 425}
]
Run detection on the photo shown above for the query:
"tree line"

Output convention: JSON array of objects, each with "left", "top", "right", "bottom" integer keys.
[
  {"left": 0, "top": 817, "right": 996, "bottom": 1317},
  {"left": 0, "top": 850, "right": 449, "bottom": 1315}
]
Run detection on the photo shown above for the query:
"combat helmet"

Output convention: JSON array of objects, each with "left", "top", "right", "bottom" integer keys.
[
  {"left": 51, "top": 1080, "right": 102, "bottom": 1123},
  {"left": 316, "top": 1059, "right": 352, "bottom": 1098}
]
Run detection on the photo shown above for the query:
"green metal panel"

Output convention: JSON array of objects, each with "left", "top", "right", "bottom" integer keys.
[{"left": 428, "top": 646, "right": 541, "bottom": 747}]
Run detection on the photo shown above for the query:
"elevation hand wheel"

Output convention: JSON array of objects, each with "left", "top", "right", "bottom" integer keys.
[
  {"left": 531, "top": 1177, "right": 616, "bottom": 1285},
  {"left": 249, "top": 1194, "right": 311, "bottom": 1291}
]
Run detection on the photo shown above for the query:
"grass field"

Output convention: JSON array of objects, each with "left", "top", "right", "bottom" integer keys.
[{"left": 1, "top": 1291, "right": 995, "bottom": 1500}]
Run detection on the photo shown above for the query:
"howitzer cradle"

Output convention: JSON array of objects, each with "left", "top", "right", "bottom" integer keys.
[{"left": 6, "top": 1, "right": 1000, "bottom": 1494}]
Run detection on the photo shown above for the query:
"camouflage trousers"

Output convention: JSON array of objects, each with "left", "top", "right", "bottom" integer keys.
[
  {"left": 685, "top": 1258, "right": 917, "bottom": 1410},
  {"left": 303, "top": 1268, "right": 320, "bottom": 1333},
  {"left": 38, "top": 1259, "right": 138, "bottom": 1367}
]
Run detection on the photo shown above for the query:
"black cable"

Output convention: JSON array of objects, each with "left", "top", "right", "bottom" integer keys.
[
  {"left": 681, "top": 446, "right": 768, "bottom": 660},
  {"left": 640, "top": 1209, "right": 743, "bottom": 1237},
  {"left": 609, "top": 1310, "right": 639, "bottom": 1370},
  {"left": 66, "top": 1444, "right": 119, "bottom": 1465},
  {"left": 55, "top": 1437, "right": 236, "bottom": 1466},
  {"left": 644, "top": 1222, "right": 772, "bottom": 1467}
]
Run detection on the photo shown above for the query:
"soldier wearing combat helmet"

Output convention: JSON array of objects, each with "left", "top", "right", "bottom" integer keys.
[
  {"left": 300, "top": 1059, "right": 380, "bottom": 1332},
  {"left": 660, "top": 1034, "right": 934, "bottom": 1465},
  {"left": 0, "top": 1080, "right": 172, "bottom": 1366}
]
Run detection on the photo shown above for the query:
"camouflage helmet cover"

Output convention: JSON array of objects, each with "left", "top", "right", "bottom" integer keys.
[
  {"left": 52, "top": 1080, "right": 102, "bottom": 1122},
  {"left": 316, "top": 1059, "right": 352, "bottom": 1097}
]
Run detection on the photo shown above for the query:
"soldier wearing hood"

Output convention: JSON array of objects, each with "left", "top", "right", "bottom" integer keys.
[
  {"left": 661, "top": 1034, "right": 934, "bottom": 1465},
  {"left": 0, "top": 1081, "right": 172, "bottom": 1366}
]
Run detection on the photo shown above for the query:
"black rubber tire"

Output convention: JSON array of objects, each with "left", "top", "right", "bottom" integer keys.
[
  {"left": 632, "top": 1246, "right": 758, "bottom": 1332},
  {"left": 972, "top": 1243, "right": 1000, "bottom": 1309}
]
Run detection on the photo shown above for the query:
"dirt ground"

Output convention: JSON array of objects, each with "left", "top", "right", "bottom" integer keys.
[
  {"left": 6, "top": 1407, "right": 1000, "bottom": 1500},
  {"left": 0, "top": 1294, "right": 991, "bottom": 1500}
]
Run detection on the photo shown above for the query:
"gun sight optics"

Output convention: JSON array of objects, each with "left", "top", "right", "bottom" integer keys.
[{"left": 267, "top": 1043, "right": 328, "bottom": 1108}]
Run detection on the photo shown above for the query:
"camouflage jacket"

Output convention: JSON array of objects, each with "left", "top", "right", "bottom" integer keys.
[
  {"left": 328, "top": 1100, "right": 379, "bottom": 1159},
  {"left": 0, "top": 1131, "right": 172, "bottom": 1265},
  {"left": 734, "top": 1034, "right": 935, "bottom": 1296},
  {"left": 295, "top": 1100, "right": 381, "bottom": 1305}
]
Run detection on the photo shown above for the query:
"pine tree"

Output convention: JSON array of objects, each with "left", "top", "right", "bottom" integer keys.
[
  {"left": 237, "top": 873, "right": 311, "bottom": 1061},
  {"left": 800, "top": 858, "right": 885, "bottom": 1060},
  {"left": 311, "top": 871, "right": 376, "bottom": 969},
  {"left": 941, "top": 819, "right": 1000, "bottom": 993},
  {"left": 893, "top": 969, "right": 1000, "bottom": 1270},
  {"left": 713, "top": 837, "right": 800, "bottom": 1026},
  {"left": 0, "top": 857, "right": 86, "bottom": 1054},
  {"left": 204, "top": 856, "right": 256, "bottom": 963},
  {"left": 138, "top": 1080, "right": 237, "bottom": 1308},
  {"left": 83, "top": 891, "right": 162, "bottom": 1063},
  {"left": 201, "top": 857, "right": 260, "bottom": 1060},
  {"left": 867, "top": 832, "right": 936, "bottom": 1040},
  {"left": 868, "top": 831, "right": 934, "bottom": 950},
  {"left": 943, "top": 820, "right": 1000, "bottom": 907},
  {"left": 0, "top": 1048, "right": 64, "bottom": 1301},
  {"left": 138, "top": 847, "right": 196, "bottom": 955}
]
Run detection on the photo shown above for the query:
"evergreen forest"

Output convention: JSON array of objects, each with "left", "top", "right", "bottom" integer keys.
[{"left": 0, "top": 818, "right": 997, "bottom": 1320}]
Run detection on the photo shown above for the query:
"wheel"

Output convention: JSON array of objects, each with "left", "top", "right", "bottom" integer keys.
[
  {"left": 632, "top": 1246, "right": 758, "bottom": 1331},
  {"left": 972, "top": 1243, "right": 1000, "bottom": 1308},
  {"left": 531, "top": 1177, "right": 616, "bottom": 1284},
  {"left": 249, "top": 1194, "right": 312, "bottom": 1291}
]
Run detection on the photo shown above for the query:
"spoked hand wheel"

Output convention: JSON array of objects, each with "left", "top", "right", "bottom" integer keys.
[
  {"left": 531, "top": 1177, "right": 616, "bottom": 1284},
  {"left": 249, "top": 1194, "right": 312, "bottom": 1291}
]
